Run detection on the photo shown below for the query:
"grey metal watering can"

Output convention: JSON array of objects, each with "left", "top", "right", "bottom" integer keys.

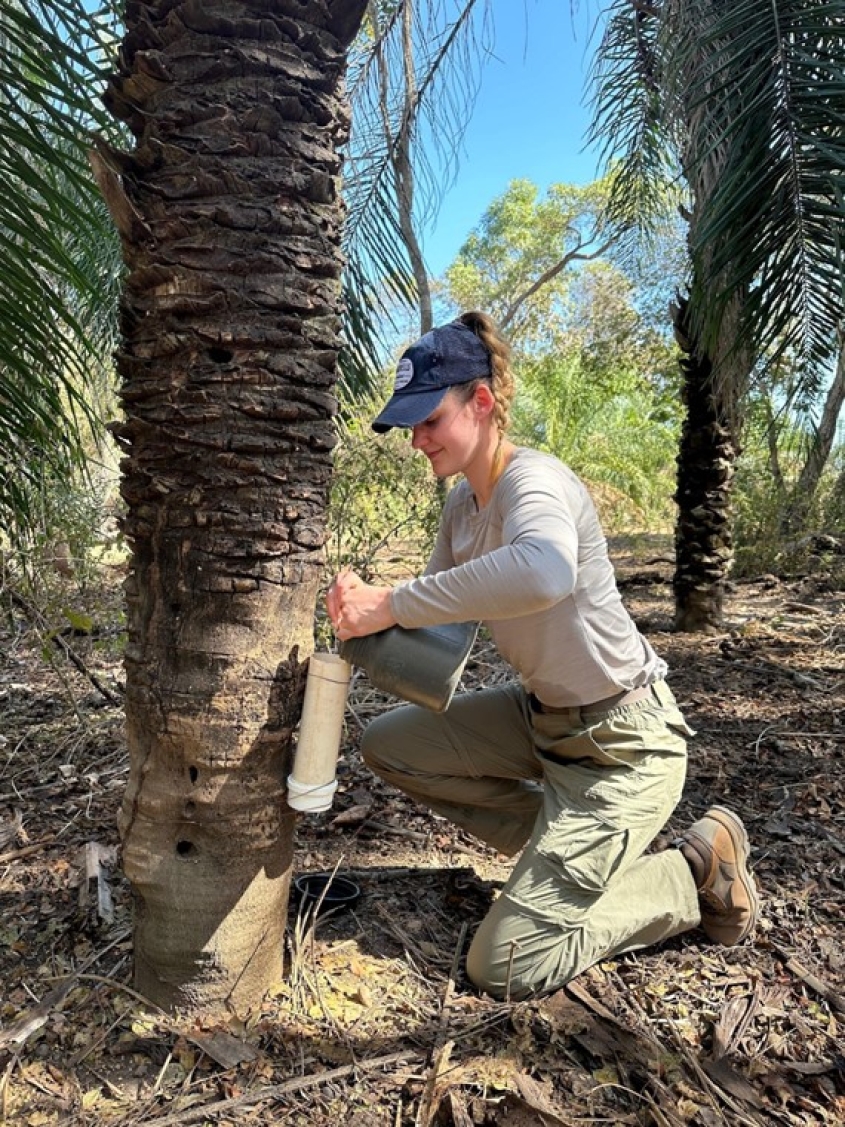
[{"left": 339, "top": 620, "right": 478, "bottom": 712}]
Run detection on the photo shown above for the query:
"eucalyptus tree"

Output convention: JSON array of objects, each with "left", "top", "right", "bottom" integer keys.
[
  {"left": 591, "top": 0, "right": 845, "bottom": 630},
  {"left": 446, "top": 178, "right": 617, "bottom": 341},
  {"left": 445, "top": 178, "right": 684, "bottom": 524}
]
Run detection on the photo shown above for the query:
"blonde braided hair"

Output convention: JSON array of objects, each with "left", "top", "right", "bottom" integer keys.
[
  {"left": 456, "top": 310, "right": 515, "bottom": 440},
  {"left": 448, "top": 311, "right": 515, "bottom": 484}
]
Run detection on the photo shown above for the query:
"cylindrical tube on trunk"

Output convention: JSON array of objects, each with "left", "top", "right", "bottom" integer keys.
[{"left": 287, "top": 653, "right": 352, "bottom": 812}]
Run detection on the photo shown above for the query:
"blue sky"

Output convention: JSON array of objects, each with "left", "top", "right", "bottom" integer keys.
[{"left": 419, "top": 0, "right": 604, "bottom": 277}]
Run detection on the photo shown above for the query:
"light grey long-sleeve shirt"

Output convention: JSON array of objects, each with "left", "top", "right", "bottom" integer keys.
[{"left": 390, "top": 447, "right": 666, "bottom": 708}]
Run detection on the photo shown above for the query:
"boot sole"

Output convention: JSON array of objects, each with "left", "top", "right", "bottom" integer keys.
[{"left": 707, "top": 805, "right": 760, "bottom": 943}]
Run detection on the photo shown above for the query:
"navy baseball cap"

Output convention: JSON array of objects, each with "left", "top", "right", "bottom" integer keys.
[{"left": 372, "top": 320, "right": 492, "bottom": 433}]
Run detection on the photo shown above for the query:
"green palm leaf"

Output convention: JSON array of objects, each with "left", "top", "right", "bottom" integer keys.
[
  {"left": 589, "top": 0, "right": 845, "bottom": 386},
  {"left": 0, "top": 0, "right": 123, "bottom": 531},
  {"left": 340, "top": 0, "right": 493, "bottom": 396}
]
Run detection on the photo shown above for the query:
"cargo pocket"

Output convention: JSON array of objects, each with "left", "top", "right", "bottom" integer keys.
[{"left": 536, "top": 810, "right": 630, "bottom": 896}]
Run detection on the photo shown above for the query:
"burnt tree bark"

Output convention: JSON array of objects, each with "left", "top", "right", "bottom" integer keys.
[
  {"left": 671, "top": 293, "right": 741, "bottom": 633},
  {"left": 99, "top": 0, "right": 367, "bottom": 1011}
]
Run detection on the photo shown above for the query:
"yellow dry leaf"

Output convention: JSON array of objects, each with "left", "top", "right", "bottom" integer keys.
[
  {"left": 592, "top": 1066, "right": 619, "bottom": 1086},
  {"left": 353, "top": 984, "right": 373, "bottom": 1007},
  {"left": 177, "top": 1045, "right": 197, "bottom": 1072},
  {"left": 82, "top": 1089, "right": 102, "bottom": 1109},
  {"left": 26, "top": 1114, "right": 54, "bottom": 1127},
  {"left": 454, "top": 1050, "right": 522, "bottom": 1089},
  {"left": 348, "top": 956, "right": 375, "bottom": 977},
  {"left": 677, "top": 1097, "right": 703, "bottom": 1121}
]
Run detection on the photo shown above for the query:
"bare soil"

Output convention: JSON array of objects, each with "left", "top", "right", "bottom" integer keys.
[{"left": 1, "top": 542, "right": 843, "bottom": 1126}]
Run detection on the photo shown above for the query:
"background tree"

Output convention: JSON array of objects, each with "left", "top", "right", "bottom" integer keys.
[
  {"left": 590, "top": 0, "right": 845, "bottom": 630},
  {"left": 779, "top": 338, "right": 845, "bottom": 535},
  {"left": 445, "top": 178, "right": 684, "bottom": 526},
  {"left": 446, "top": 178, "right": 616, "bottom": 340}
]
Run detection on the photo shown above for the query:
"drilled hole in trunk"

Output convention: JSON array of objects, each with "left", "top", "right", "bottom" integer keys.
[
  {"left": 176, "top": 840, "right": 196, "bottom": 858},
  {"left": 184, "top": 801, "right": 196, "bottom": 817},
  {"left": 209, "top": 346, "right": 233, "bottom": 363},
  {"left": 188, "top": 766, "right": 198, "bottom": 783}
]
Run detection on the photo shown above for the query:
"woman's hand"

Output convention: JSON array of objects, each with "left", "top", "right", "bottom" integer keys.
[{"left": 326, "top": 569, "right": 397, "bottom": 640}]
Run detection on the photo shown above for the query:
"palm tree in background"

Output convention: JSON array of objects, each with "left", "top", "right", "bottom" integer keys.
[{"left": 591, "top": 0, "right": 845, "bottom": 630}]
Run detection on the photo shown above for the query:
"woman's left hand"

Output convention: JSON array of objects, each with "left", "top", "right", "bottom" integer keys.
[{"left": 327, "top": 569, "right": 396, "bottom": 640}]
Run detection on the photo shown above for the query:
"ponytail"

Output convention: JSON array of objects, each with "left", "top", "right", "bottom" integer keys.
[{"left": 457, "top": 311, "right": 515, "bottom": 441}]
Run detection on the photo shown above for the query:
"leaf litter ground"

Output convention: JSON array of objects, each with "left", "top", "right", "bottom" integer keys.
[{"left": 0, "top": 540, "right": 843, "bottom": 1126}]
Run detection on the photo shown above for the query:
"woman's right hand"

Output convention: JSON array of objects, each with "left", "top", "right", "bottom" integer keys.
[{"left": 326, "top": 569, "right": 397, "bottom": 640}]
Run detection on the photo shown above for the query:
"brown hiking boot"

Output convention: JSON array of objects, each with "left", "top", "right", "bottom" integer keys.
[{"left": 678, "top": 806, "right": 760, "bottom": 945}]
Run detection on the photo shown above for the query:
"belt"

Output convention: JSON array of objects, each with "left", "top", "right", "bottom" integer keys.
[{"left": 531, "top": 683, "right": 655, "bottom": 715}]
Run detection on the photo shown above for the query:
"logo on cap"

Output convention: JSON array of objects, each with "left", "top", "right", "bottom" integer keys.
[{"left": 394, "top": 357, "right": 414, "bottom": 391}]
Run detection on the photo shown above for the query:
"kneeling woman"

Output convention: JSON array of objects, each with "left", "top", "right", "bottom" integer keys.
[{"left": 327, "top": 311, "right": 758, "bottom": 1000}]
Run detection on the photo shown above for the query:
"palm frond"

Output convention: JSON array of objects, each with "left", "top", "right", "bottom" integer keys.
[
  {"left": 587, "top": 1, "right": 681, "bottom": 239},
  {"left": 669, "top": 0, "right": 845, "bottom": 374},
  {"left": 0, "top": 0, "right": 123, "bottom": 530},
  {"left": 588, "top": 0, "right": 845, "bottom": 391},
  {"left": 340, "top": 0, "right": 494, "bottom": 392}
]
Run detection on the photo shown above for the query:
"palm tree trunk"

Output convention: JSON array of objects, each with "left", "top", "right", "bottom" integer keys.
[
  {"left": 781, "top": 335, "right": 845, "bottom": 534},
  {"left": 672, "top": 293, "right": 740, "bottom": 633},
  {"left": 101, "top": 0, "right": 367, "bottom": 1012}
]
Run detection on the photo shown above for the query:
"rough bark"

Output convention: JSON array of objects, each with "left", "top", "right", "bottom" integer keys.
[
  {"left": 669, "top": 0, "right": 758, "bottom": 634},
  {"left": 101, "top": 0, "right": 367, "bottom": 1012},
  {"left": 671, "top": 293, "right": 740, "bottom": 633}
]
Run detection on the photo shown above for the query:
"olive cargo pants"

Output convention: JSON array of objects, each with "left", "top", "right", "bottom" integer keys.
[{"left": 361, "top": 680, "right": 701, "bottom": 999}]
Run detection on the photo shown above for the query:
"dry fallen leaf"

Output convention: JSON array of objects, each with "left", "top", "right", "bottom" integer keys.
[{"left": 331, "top": 803, "right": 373, "bottom": 826}]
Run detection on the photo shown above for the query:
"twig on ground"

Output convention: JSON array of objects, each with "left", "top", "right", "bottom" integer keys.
[
  {"left": 363, "top": 819, "right": 429, "bottom": 843},
  {"left": 771, "top": 944, "right": 845, "bottom": 1015},
  {"left": 414, "top": 922, "right": 468, "bottom": 1127},
  {"left": 141, "top": 1050, "right": 426, "bottom": 1127},
  {"left": 0, "top": 1053, "right": 19, "bottom": 1121},
  {"left": 0, "top": 930, "right": 135, "bottom": 1051},
  {"left": 0, "top": 838, "right": 54, "bottom": 864},
  {"left": 667, "top": 1024, "right": 767, "bottom": 1127},
  {"left": 6, "top": 588, "right": 122, "bottom": 707},
  {"left": 0, "top": 981, "right": 76, "bottom": 1051},
  {"left": 335, "top": 864, "right": 476, "bottom": 882}
]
